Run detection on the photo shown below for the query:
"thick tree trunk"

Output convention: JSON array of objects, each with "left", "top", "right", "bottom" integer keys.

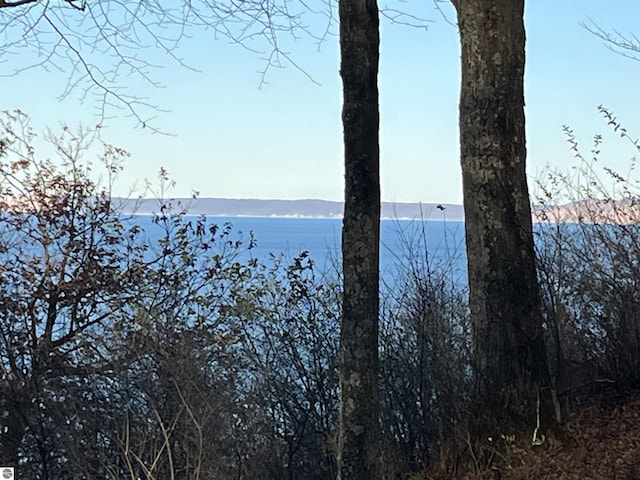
[
  {"left": 338, "top": 0, "right": 380, "bottom": 478},
  {"left": 452, "top": 0, "right": 555, "bottom": 439}
]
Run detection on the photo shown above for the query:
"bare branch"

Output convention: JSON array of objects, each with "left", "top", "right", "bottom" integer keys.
[
  {"left": 0, "top": 1, "right": 338, "bottom": 129},
  {"left": 380, "top": 7, "right": 433, "bottom": 30},
  {"left": 0, "top": 1, "right": 431, "bottom": 129},
  {"left": 583, "top": 16, "right": 640, "bottom": 62},
  {"left": 432, "top": 0, "right": 456, "bottom": 27},
  {"left": 0, "top": 0, "right": 38, "bottom": 8}
]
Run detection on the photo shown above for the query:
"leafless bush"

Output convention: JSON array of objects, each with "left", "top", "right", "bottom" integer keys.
[
  {"left": 379, "top": 218, "right": 471, "bottom": 474},
  {"left": 534, "top": 107, "right": 640, "bottom": 407},
  {"left": 238, "top": 253, "right": 341, "bottom": 479}
]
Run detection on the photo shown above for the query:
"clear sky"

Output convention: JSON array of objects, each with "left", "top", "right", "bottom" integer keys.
[{"left": 3, "top": 1, "right": 640, "bottom": 204}]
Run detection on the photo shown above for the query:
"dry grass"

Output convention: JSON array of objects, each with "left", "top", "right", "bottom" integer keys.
[{"left": 424, "top": 393, "right": 640, "bottom": 480}]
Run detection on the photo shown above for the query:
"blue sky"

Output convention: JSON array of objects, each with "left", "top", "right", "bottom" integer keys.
[{"left": 3, "top": 1, "right": 640, "bottom": 204}]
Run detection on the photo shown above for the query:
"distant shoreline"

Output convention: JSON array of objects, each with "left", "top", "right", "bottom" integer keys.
[
  {"left": 4, "top": 195, "right": 635, "bottom": 224},
  {"left": 114, "top": 197, "right": 640, "bottom": 225},
  {"left": 113, "top": 197, "right": 465, "bottom": 221}
]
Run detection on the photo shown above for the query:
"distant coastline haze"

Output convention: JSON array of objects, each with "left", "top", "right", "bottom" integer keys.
[{"left": 115, "top": 197, "right": 465, "bottom": 221}]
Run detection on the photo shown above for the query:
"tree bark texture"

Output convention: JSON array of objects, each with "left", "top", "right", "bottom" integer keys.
[
  {"left": 338, "top": 0, "right": 380, "bottom": 478},
  {"left": 452, "top": 0, "right": 555, "bottom": 439}
]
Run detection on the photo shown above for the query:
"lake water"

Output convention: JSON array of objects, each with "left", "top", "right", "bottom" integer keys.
[{"left": 137, "top": 215, "right": 468, "bottom": 283}]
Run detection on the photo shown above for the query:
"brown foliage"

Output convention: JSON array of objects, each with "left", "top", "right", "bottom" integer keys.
[{"left": 426, "top": 393, "right": 640, "bottom": 480}]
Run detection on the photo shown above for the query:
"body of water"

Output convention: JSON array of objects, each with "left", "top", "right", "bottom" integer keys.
[{"left": 137, "top": 215, "right": 468, "bottom": 283}]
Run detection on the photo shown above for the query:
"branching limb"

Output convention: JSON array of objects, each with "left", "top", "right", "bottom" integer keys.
[
  {"left": 1, "top": 1, "right": 431, "bottom": 129},
  {"left": 0, "top": 0, "right": 38, "bottom": 9},
  {"left": 583, "top": 17, "right": 640, "bottom": 62}
]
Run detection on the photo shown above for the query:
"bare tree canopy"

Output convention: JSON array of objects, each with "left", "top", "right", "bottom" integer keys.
[
  {"left": 1, "top": 1, "right": 433, "bottom": 129},
  {"left": 0, "top": 0, "right": 337, "bottom": 129}
]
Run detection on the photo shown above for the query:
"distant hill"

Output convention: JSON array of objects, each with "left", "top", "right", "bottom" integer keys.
[
  {"left": 113, "top": 197, "right": 465, "bottom": 221},
  {"left": 533, "top": 198, "right": 640, "bottom": 224}
]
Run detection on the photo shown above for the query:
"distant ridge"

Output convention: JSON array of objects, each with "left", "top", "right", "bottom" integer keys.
[{"left": 114, "top": 197, "right": 465, "bottom": 221}]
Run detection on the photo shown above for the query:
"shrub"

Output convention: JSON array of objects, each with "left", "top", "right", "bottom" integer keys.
[{"left": 534, "top": 107, "right": 640, "bottom": 408}]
